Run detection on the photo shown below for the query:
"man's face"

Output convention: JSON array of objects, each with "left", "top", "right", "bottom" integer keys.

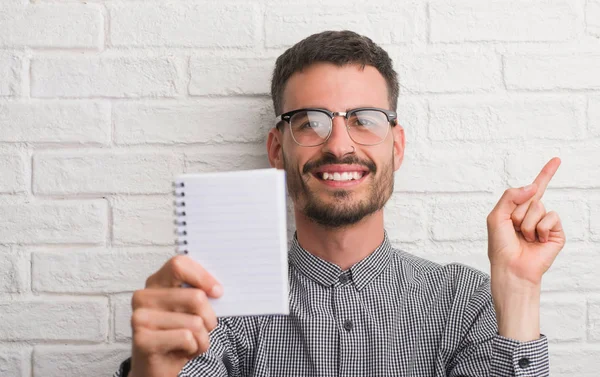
[{"left": 268, "top": 63, "right": 405, "bottom": 228}]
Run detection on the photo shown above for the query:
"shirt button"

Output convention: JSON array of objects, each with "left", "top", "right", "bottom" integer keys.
[
  {"left": 343, "top": 320, "right": 353, "bottom": 332},
  {"left": 339, "top": 274, "right": 350, "bottom": 284},
  {"left": 518, "top": 357, "right": 530, "bottom": 369}
]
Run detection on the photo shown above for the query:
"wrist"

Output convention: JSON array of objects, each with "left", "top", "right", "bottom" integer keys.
[{"left": 491, "top": 271, "right": 541, "bottom": 342}]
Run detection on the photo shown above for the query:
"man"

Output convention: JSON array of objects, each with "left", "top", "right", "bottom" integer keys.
[{"left": 115, "top": 31, "right": 565, "bottom": 377}]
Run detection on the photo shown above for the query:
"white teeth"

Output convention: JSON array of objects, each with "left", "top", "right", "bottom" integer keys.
[{"left": 320, "top": 171, "right": 364, "bottom": 181}]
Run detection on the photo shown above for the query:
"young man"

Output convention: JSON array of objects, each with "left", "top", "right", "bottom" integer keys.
[{"left": 116, "top": 31, "right": 565, "bottom": 377}]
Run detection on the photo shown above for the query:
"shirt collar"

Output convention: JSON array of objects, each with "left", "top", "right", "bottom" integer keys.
[{"left": 288, "top": 231, "right": 393, "bottom": 291}]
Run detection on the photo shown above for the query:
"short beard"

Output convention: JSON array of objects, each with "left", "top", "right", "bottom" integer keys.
[{"left": 283, "top": 151, "right": 394, "bottom": 229}]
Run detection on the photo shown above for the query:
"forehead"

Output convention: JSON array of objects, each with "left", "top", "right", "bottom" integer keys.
[{"left": 282, "top": 63, "right": 389, "bottom": 113}]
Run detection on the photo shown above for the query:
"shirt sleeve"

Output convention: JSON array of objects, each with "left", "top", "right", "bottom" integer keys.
[
  {"left": 448, "top": 277, "right": 550, "bottom": 377},
  {"left": 180, "top": 317, "right": 248, "bottom": 377}
]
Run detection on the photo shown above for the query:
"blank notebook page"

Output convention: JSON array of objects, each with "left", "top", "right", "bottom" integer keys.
[{"left": 174, "top": 168, "right": 289, "bottom": 317}]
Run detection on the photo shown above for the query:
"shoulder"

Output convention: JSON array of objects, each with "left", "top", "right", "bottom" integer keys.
[{"left": 390, "top": 248, "right": 491, "bottom": 294}]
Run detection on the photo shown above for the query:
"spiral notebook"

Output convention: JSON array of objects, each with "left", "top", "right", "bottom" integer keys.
[{"left": 174, "top": 168, "right": 289, "bottom": 317}]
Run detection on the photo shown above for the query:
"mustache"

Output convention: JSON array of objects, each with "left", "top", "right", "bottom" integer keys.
[{"left": 302, "top": 154, "right": 377, "bottom": 175}]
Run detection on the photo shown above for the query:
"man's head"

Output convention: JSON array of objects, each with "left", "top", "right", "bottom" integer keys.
[{"left": 267, "top": 30, "right": 405, "bottom": 229}]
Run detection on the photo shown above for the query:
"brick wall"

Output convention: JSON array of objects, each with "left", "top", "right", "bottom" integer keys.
[{"left": 0, "top": 0, "right": 599, "bottom": 375}]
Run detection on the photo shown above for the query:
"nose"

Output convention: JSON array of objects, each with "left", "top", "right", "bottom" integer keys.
[{"left": 320, "top": 115, "right": 356, "bottom": 158}]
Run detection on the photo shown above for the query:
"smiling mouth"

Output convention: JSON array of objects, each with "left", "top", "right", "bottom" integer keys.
[{"left": 314, "top": 171, "right": 368, "bottom": 182}]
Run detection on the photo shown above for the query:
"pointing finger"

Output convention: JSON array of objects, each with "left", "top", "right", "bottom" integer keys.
[{"left": 531, "top": 157, "right": 561, "bottom": 200}]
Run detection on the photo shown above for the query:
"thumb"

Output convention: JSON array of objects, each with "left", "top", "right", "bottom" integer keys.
[{"left": 490, "top": 184, "right": 538, "bottom": 221}]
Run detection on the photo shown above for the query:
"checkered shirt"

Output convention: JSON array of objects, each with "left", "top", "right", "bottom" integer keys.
[{"left": 116, "top": 232, "right": 549, "bottom": 376}]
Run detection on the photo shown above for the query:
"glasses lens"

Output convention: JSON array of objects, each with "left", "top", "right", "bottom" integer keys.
[
  {"left": 347, "top": 110, "right": 390, "bottom": 145},
  {"left": 289, "top": 110, "right": 331, "bottom": 146}
]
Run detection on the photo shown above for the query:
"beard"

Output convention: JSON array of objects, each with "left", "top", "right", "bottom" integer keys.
[{"left": 283, "top": 150, "right": 394, "bottom": 229}]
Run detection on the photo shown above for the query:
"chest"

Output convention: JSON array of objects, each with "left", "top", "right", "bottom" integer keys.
[{"left": 246, "top": 282, "right": 455, "bottom": 377}]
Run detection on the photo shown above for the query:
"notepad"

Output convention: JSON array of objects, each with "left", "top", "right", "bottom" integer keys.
[{"left": 173, "top": 169, "right": 289, "bottom": 317}]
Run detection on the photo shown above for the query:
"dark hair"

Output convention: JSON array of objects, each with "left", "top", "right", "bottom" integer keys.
[{"left": 270, "top": 30, "right": 399, "bottom": 116}]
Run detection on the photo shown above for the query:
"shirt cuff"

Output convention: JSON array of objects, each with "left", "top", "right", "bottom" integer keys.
[{"left": 491, "top": 334, "right": 549, "bottom": 376}]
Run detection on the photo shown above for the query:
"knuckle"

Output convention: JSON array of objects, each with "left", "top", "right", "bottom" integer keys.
[
  {"left": 131, "top": 290, "right": 145, "bottom": 310},
  {"left": 191, "top": 290, "right": 207, "bottom": 309},
  {"left": 170, "top": 255, "right": 188, "bottom": 280},
  {"left": 145, "top": 274, "right": 157, "bottom": 288},
  {"left": 131, "top": 309, "right": 148, "bottom": 329},
  {"left": 182, "top": 329, "right": 197, "bottom": 350},
  {"left": 191, "top": 315, "right": 204, "bottom": 330}
]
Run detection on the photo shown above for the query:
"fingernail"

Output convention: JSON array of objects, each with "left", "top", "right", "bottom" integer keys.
[{"left": 210, "top": 285, "right": 223, "bottom": 298}]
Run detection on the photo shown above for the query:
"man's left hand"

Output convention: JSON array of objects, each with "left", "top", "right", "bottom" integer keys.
[{"left": 486, "top": 157, "right": 566, "bottom": 341}]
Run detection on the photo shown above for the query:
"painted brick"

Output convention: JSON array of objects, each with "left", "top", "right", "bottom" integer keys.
[
  {"left": 543, "top": 247, "right": 600, "bottom": 292},
  {"left": 401, "top": 242, "right": 491, "bottom": 275},
  {"left": 506, "top": 146, "right": 600, "bottom": 189},
  {"left": 113, "top": 294, "right": 133, "bottom": 342},
  {"left": 113, "top": 99, "right": 273, "bottom": 145},
  {"left": 0, "top": 101, "right": 110, "bottom": 143},
  {"left": 592, "top": 200, "right": 600, "bottom": 241},
  {"left": 31, "top": 57, "right": 182, "bottom": 98},
  {"left": 265, "top": 2, "right": 419, "bottom": 47},
  {"left": 184, "top": 145, "right": 270, "bottom": 173},
  {"left": 384, "top": 195, "right": 427, "bottom": 242},
  {"left": 0, "top": 299, "right": 107, "bottom": 341},
  {"left": 189, "top": 57, "right": 273, "bottom": 95},
  {"left": 428, "top": 97, "right": 583, "bottom": 141},
  {"left": 112, "top": 197, "right": 174, "bottom": 246},
  {"left": 34, "top": 345, "right": 129, "bottom": 377},
  {"left": 395, "top": 52, "right": 501, "bottom": 93},
  {"left": 32, "top": 247, "right": 171, "bottom": 293},
  {"left": 0, "top": 201, "right": 106, "bottom": 244},
  {"left": 587, "top": 0, "right": 600, "bottom": 37},
  {"left": 505, "top": 54, "right": 600, "bottom": 90},
  {"left": 0, "top": 247, "right": 28, "bottom": 293},
  {"left": 549, "top": 345, "right": 600, "bottom": 376},
  {"left": 110, "top": 3, "right": 257, "bottom": 47},
  {"left": 0, "top": 154, "right": 25, "bottom": 193},
  {"left": 33, "top": 151, "right": 184, "bottom": 195},
  {"left": 394, "top": 145, "right": 503, "bottom": 193},
  {"left": 540, "top": 296, "right": 586, "bottom": 342},
  {"left": 0, "top": 52, "right": 21, "bottom": 96},
  {"left": 0, "top": 347, "right": 28, "bottom": 377},
  {"left": 590, "top": 96, "right": 600, "bottom": 137},
  {"left": 431, "top": 197, "right": 496, "bottom": 241},
  {"left": 430, "top": 0, "right": 578, "bottom": 42},
  {"left": 588, "top": 298, "right": 600, "bottom": 341},
  {"left": 0, "top": 4, "right": 102, "bottom": 48}
]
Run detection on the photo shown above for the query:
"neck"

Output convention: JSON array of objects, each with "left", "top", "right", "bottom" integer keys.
[{"left": 294, "top": 209, "right": 385, "bottom": 270}]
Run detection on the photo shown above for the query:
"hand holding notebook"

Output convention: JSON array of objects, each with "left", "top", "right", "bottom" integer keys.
[{"left": 173, "top": 168, "right": 289, "bottom": 317}]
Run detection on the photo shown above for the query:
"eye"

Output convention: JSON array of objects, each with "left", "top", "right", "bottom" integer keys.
[
  {"left": 300, "top": 120, "right": 325, "bottom": 129},
  {"left": 352, "top": 116, "right": 378, "bottom": 128},
  {"left": 356, "top": 117, "right": 376, "bottom": 126}
]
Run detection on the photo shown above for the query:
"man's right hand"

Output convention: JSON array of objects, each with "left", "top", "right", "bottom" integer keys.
[{"left": 129, "top": 255, "right": 223, "bottom": 377}]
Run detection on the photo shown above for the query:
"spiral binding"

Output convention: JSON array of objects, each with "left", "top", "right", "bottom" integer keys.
[{"left": 173, "top": 181, "right": 188, "bottom": 255}]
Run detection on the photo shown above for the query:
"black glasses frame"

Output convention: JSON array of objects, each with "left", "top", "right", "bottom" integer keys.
[{"left": 275, "top": 107, "right": 398, "bottom": 147}]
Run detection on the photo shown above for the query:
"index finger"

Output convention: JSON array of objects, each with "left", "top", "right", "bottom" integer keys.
[
  {"left": 531, "top": 157, "right": 561, "bottom": 200},
  {"left": 146, "top": 255, "right": 223, "bottom": 298}
]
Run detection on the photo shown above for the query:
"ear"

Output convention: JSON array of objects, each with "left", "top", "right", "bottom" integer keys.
[
  {"left": 267, "top": 127, "right": 285, "bottom": 169},
  {"left": 391, "top": 122, "right": 405, "bottom": 171}
]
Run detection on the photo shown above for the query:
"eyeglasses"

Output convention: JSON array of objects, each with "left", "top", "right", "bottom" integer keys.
[{"left": 275, "top": 107, "right": 398, "bottom": 147}]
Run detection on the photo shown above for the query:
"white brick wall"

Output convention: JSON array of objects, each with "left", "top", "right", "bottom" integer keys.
[{"left": 0, "top": 0, "right": 598, "bottom": 375}]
